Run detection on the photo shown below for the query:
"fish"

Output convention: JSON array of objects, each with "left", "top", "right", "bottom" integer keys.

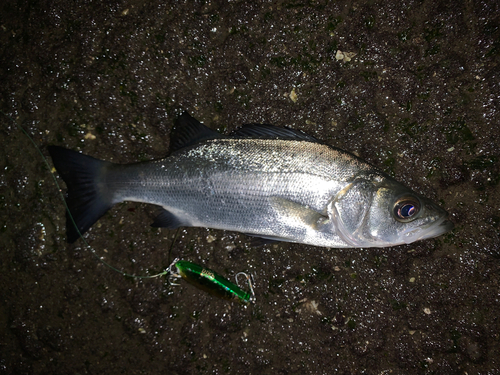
[{"left": 48, "top": 112, "right": 453, "bottom": 248}]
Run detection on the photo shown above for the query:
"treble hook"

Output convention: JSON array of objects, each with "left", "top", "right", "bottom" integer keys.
[{"left": 235, "top": 272, "right": 256, "bottom": 304}]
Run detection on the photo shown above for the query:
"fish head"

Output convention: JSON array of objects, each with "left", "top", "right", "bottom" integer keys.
[{"left": 330, "top": 175, "right": 454, "bottom": 247}]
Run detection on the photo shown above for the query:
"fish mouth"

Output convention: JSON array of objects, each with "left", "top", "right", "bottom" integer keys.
[
  {"left": 422, "top": 218, "right": 454, "bottom": 239},
  {"left": 402, "top": 217, "right": 454, "bottom": 244}
]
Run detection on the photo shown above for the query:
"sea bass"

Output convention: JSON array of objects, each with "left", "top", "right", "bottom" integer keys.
[{"left": 48, "top": 112, "right": 453, "bottom": 248}]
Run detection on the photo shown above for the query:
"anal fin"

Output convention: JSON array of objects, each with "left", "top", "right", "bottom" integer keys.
[
  {"left": 151, "top": 209, "right": 188, "bottom": 229},
  {"left": 243, "top": 234, "right": 284, "bottom": 247}
]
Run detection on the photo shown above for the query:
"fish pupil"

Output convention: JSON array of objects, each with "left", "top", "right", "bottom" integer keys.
[{"left": 400, "top": 204, "right": 415, "bottom": 218}]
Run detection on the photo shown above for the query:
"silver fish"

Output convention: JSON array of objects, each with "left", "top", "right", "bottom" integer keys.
[{"left": 48, "top": 112, "right": 453, "bottom": 248}]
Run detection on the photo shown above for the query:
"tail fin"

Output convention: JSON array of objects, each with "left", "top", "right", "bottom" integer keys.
[{"left": 48, "top": 146, "right": 115, "bottom": 243}]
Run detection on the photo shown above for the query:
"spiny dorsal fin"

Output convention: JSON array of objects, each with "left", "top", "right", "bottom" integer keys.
[{"left": 170, "top": 112, "right": 223, "bottom": 152}]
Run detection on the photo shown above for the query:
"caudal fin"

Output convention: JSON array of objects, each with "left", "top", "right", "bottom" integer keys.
[{"left": 48, "top": 146, "right": 114, "bottom": 243}]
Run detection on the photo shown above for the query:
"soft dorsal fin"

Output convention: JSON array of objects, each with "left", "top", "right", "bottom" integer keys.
[
  {"left": 170, "top": 112, "right": 223, "bottom": 152},
  {"left": 231, "top": 123, "right": 319, "bottom": 142}
]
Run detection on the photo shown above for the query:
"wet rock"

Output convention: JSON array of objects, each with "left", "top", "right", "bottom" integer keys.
[
  {"left": 123, "top": 316, "right": 147, "bottom": 336},
  {"left": 395, "top": 335, "right": 420, "bottom": 369},
  {"left": 98, "top": 295, "right": 115, "bottom": 313},
  {"left": 350, "top": 329, "right": 386, "bottom": 356},
  {"left": 14, "top": 226, "right": 43, "bottom": 271},
  {"left": 38, "top": 326, "right": 64, "bottom": 351},
  {"left": 129, "top": 288, "right": 160, "bottom": 316},
  {"left": 2, "top": 0, "right": 500, "bottom": 373},
  {"left": 229, "top": 65, "right": 250, "bottom": 84},
  {"left": 150, "top": 311, "right": 169, "bottom": 334},
  {"left": 459, "top": 336, "right": 485, "bottom": 363},
  {"left": 64, "top": 283, "right": 81, "bottom": 299},
  {"left": 422, "top": 333, "right": 454, "bottom": 354},
  {"left": 11, "top": 319, "right": 42, "bottom": 359},
  {"left": 228, "top": 246, "right": 245, "bottom": 260},
  {"left": 208, "top": 310, "right": 245, "bottom": 333},
  {"left": 440, "top": 164, "right": 469, "bottom": 188},
  {"left": 433, "top": 355, "right": 462, "bottom": 374}
]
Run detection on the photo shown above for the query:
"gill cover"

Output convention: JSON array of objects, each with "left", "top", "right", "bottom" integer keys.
[{"left": 331, "top": 178, "right": 377, "bottom": 247}]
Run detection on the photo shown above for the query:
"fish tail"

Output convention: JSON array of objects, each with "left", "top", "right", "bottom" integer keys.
[{"left": 48, "top": 146, "right": 115, "bottom": 243}]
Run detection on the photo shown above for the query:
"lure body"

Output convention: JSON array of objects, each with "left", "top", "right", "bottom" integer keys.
[{"left": 173, "top": 260, "right": 254, "bottom": 305}]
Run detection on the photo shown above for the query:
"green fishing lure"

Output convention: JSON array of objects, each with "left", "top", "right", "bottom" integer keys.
[{"left": 168, "top": 259, "right": 255, "bottom": 305}]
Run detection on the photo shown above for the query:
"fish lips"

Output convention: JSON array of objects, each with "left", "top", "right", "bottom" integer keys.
[{"left": 401, "top": 216, "right": 454, "bottom": 244}]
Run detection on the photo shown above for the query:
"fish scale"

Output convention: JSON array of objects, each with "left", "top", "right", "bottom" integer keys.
[{"left": 108, "top": 140, "right": 344, "bottom": 240}]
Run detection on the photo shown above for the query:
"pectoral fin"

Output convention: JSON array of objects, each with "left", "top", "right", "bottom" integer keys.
[
  {"left": 270, "top": 197, "right": 330, "bottom": 230},
  {"left": 242, "top": 199, "right": 329, "bottom": 246}
]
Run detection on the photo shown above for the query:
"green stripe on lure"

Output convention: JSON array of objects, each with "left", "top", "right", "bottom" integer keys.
[{"left": 168, "top": 259, "right": 256, "bottom": 305}]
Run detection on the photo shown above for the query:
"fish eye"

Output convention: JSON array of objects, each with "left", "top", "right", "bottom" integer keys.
[{"left": 393, "top": 196, "right": 421, "bottom": 222}]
